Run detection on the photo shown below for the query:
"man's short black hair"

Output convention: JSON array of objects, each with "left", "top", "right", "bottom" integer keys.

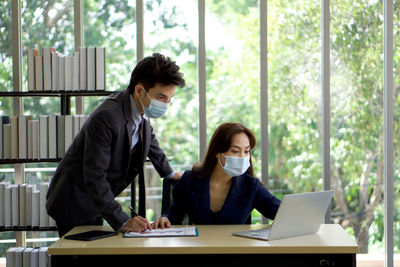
[{"left": 128, "top": 53, "right": 185, "bottom": 94}]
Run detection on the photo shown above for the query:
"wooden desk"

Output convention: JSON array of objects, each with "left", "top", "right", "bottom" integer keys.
[{"left": 49, "top": 224, "right": 358, "bottom": 267}]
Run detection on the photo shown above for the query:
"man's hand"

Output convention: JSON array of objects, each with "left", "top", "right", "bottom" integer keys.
[
  {"left": 152, "top": 217, "right": 171, "bottom": 229},
  {"left": 171, "top": 171, "right": 183, "bottom": 180},
  {"left": 122, "top": 216, "right": 152, "bottom": 232}
]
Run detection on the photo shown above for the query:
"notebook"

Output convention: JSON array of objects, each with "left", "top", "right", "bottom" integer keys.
[{"left": 233, "top": 190, "right": 334, "bottom": 241}]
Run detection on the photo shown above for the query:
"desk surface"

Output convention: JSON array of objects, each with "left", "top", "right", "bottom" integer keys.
[{"left": 48, "top": 224, "right": 358, "bottom": 255}]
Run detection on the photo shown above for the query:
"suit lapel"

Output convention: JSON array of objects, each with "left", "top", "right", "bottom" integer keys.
[
  {"left": 190, "top": 177, "right": 211, "bottom": 224},
  {"left": 142, "top": 119, "right": 151, "bottom": 161}
]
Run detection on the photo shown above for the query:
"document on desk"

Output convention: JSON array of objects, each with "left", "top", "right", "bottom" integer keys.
[{"left": 123, "top": 227, "right": 198, "bottom": 238}]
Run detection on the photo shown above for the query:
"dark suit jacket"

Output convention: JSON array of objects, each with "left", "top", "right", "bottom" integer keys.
[
  {"left": 46, "top": 89, "right": 173, "bottom": 231},
  {"left": 167, "top": 170, "right": 281, "bottom": 225}
]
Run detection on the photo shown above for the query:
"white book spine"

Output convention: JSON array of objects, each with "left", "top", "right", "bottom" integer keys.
[
  {"left": 39, "top": 115, "right": 48, "bottom": 159},
  {"left": 48, "top": 116, "right": 57, "bottom": 159},
  {"left": 28, "top": 120, "right": 33, "bottom": 159},
  {"left": 57, "top": 116, "right": 65, "bottom": 158},
  {"left": 87, "top": 47, "right": 96, "bottom": 91},
  {"left": 95, "top": 47, "right": 105, "bottom": 90},
  {"left": 34, "top": 54, "right": 43, "bottom": 91},
  {"left": 73, "top": 51, "right": 80, "bottom": 91},
  {"left": 25, "top": 184, "right": 34, "bottom": 227},
  {"left": 38, "top": 247, "right": 48, "bottom": 267},
  {"left": 64, "top": 56, "right": 73, "bottom": 91},
  {"left": 23, "top": 247, "right": 34, "bottom": 267},
  {"left": 0, "top": 181, "right": 9, "bottom": 226},
  {"left": 39, "top": 183, "right": 49, "bottom": 228},
  {"left": 79, "top": 47, "right": 87, "bottom": 90},
  {"left": 18, "top": 116, "right": 27, "bottom": 159},
  {"left": 32, "top": 120, "right": 39, "bottom": 160},
  {"left": 79, "top": 115, "right": 88, "bottom": 130},
  {"left": 4, "top": 185, "right": 11, "bottom": 227},
  {"left": 42, "top": 47, "right": 52, "bottom": 91},
  {"left": 51, "top": 52, "right": 59, "bottom": 91},
  {"left": 6, "top": 247, "right": 17, "bottom": 267},
  {"left": 64, "top": 115, "right": 73, "bottom": 153},
  {"left": 3, "top": 124, "right": 11, "bottom": 159},
  {"left": 28, "top": 49, "right": 35, "bottom": 92},
  {"left": 10, "top": 116, "right": 18, "bottom": 159},
  {"left": 30, "top": 248, "right": 39, "bottom": 267},
  {"left": 11, "top": 185, "right": 19, "bottom": 227},
  {"left": 32, "top": 190, "right": 40, "bottom": 227},
  {"left": 19, "top": 184, "right": 27, "bottom": 227},
  {"left": 58, "top": 56, "right": 65, "bottom": 91},
  {"left": 15, "top": 247, "right": 25, "bottom": 267},
  {"left": 73, "top": 115, "right": 80, "bottom": 137}
]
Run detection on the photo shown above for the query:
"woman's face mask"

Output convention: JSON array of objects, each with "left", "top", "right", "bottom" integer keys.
[
  {"left": 218, "top": 153, "right": 250, "bottom": 177},
  {"left": 139, "top": 89, "right": 169, "bottom": 118}
]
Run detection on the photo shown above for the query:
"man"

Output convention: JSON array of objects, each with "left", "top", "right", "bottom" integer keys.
[{"left": 46, "top": 53, "right": 185, "bottom": 237}]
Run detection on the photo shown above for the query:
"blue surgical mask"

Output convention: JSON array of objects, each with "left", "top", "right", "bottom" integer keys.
[
  {"left": 139, "top": 89, "right": 169, "bottom": 118},
  {"left": 218, "top": 154, "right": 250, "bottom": 177}
]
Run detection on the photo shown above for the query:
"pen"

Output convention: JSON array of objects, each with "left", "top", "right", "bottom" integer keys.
[{"left": 129, "top": 206, "right": 138, "bottom": 217}]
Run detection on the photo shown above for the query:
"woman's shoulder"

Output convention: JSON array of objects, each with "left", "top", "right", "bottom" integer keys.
[{"left": 241, "top": 173, "right": 262, "bottom": 185}]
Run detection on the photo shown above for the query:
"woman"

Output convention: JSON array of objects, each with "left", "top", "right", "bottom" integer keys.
[{"left": 153, "top": 122, "right": 281, "bottom": 228}]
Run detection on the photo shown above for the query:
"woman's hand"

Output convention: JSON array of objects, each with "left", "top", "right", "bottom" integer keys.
[{"left": 152, "top": 216, "right": 171, "bottom": 229}]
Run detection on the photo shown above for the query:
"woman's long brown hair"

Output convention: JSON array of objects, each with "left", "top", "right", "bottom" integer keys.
[{"left": 192, "top": 122, "right": 256, "bottom": 178}]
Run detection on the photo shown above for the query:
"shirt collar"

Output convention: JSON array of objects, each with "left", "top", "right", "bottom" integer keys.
[{"left": 130, "top": 94, "right": 148, "bottom": 126}]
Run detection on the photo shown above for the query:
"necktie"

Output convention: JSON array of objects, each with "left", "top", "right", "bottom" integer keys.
[{"left": 137, "top": 117, "right": 146, "bottom": 217}]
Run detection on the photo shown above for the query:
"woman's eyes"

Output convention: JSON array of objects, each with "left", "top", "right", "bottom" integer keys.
[{"left": 231, "top": 150, "right": 250, "bottom": 155}]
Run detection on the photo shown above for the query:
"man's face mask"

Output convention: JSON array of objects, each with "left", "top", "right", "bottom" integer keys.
[{"left": 139, "top": 88, "right": 169, "bottom": 118}]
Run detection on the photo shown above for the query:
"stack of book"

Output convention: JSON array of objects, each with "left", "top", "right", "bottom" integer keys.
[
  {"left": 27, "top": 47, "right": 106, "bottom": 92},
  {"left": 0, "top": 114, "right": 88, "bottom": 160},
  {"left": 6, "top": 247, "right": 49, "bottom": 267},
  {"left": 0, "top": 181, "right": 55, "bottom": 229}
]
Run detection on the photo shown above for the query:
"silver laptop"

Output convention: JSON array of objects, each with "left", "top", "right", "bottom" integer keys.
[{"left": 233, "top": 190, "right": 334, "bottom": 241}]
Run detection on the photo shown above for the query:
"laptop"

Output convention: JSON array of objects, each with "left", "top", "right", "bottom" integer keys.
[{"left": 232, "top": 190, "right": 334, "bottom": 241}]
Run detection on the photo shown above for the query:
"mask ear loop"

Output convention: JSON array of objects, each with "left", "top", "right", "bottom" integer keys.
[
  {"left": 138, "top": 87, "right": 150, "bottom": 109},
  {"left": 217, "top": 153, "right": 225, "bottom": 167}
]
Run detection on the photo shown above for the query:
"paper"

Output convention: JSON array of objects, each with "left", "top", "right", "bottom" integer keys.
[{"left": 123, "top": 226, "right": 198, "bottom": 238}]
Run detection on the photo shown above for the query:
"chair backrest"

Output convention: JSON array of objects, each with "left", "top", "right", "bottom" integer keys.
[
  {"left": 161, "top": 178, "right": 251, "bottom": 225},
  {"left": 161, "top": 178, "right": 177, "bottom": 215}
]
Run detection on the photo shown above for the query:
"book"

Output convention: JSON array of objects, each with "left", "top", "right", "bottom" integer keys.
[
  {"left": 64, "top": 115, "right": 73, "bottom": 153},
  {"left": 65, "top": 55, "right": 73, "bottom": 91},
  {"left": 39, "top": 115, "right": 48, "bottom": 159},
  {"left": 0, "top": 181, "right": 9, "bottom": 226},
  {"left": 73, "top": 115, "right": 80, "bottom": 138},
  {"left": 43, "top": 47, "right": 55, "bottom": 91},
  {"left": 19, "top": 115, "right": 33, "bottom": 159},
  {"left": 10, "top": 116, "right": 18, "bottom": 159},
  {"left": 23, "top": 247, "right": 34, "bottom": 267},
  {"left": 79, "top": 47, "right": 87, "bottom": 91},
  {"left": 79, "top": 114, "right": 88, "bottom": 129},
  {"left": 38, "top": 247, "right": 48, "bottom": 267},
  {"left": 58, "top": 55, "right": 65, "bottom": 91},
  {"left": 123, "top": 226, "right": 199, "bottom": 238},
  {"left": 32, "top": 120, "right": 39, "bottom": 159},
  {"left": 28, "top": 120, "right": 33, "bottom": 159},
  {"left": 15, "top": 247, "right": 25, "bottom": 267},
  {"left": 6, "top": 247, "right": 18, "bottom": 267},
  {"left": 39, "top": 182, "right": 49, "bottom": 228},
  {"left": 11, "top": 184, "right": 19, "bottom": 227},
  {"left": 57, "top": 115, "right": 65, "bottom": 158},
  {"left": 19, "top": 183, "right": 28, "bottom": 227},
  {"left": 73, "top": 51, "right": 80, "bottom": 91},
  {"left": 95, "top": 47, "right": 105, "bottom": 90},
  {"left": 51, "top": 52, "right": 59, "bottom": 91},
  {"left": 30, "top": 248, "right": 39, "bottom": 267},
  {"left": 48, "top": 115, "right": 57, "bottom": 159},
  {"left": 25, "top": 184, "right": 34, "bottom": 227},
  {"left": 4, "top": 185, "right": 11, "bottom": 227},
  {"left": 87, "top": 47, "right": 96, "bottom": 91},
  {"left": 34, "top": 51, "right": 43, "bottom": 91},
  {"left": 0, "top": 115, "right": 9, "bottom": 159},
  {"left": 2, "top": 124, "right": 11, "bottom": 159},
  {"left": 28, "top": 49, "right": 35, "bottom": 91},
  {"left": 32, "top": 189, "right": 40, "bottom": 227}
]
